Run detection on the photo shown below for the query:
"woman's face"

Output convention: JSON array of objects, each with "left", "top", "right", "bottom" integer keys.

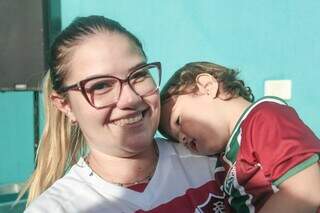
[{"left": 62, "top": 33, "right": 160, "bottom": 157}]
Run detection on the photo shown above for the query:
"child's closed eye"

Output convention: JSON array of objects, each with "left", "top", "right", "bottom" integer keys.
[{"left": 175, "top": 115, "right": 181, "bottom": 126}]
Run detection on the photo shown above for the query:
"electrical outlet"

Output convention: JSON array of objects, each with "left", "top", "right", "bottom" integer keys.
[{"left": 264, "top": 80, "right": 292, "bottom": 100}]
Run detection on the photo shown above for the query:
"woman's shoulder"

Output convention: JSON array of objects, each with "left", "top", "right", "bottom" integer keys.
[
  {"left": 155, "top": 137, "right": 215, "bottom": 160},
  {"left": 156, "top": 137, "right": 192, "bottom": 155},
  {"left": 25, "top": 163, "right": 91, "bottom": 212},
  {"left": 25, "top": 191, "right": 66, "bottom": 213},
  {"left": 155, "top": 138, "right": 218, "bottom": 182}
]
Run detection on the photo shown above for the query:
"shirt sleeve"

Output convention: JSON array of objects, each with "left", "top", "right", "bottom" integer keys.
[
  {"left": 24, "top": 194, "right": 67, "bottom": 213},
  {"left": 244, "top": 102, "right": 320, "bottom": 186}
]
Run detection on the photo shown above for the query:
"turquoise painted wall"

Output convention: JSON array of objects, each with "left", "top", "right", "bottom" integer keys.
[
  {"left": 1, "top": 0, "right": 319, "bottom": 184},
  {"left": 0, "top": 92, "right": 34, "bottom": 184},
  {"left": 61, "top": 0, "right": 320, "bottom": 137}
]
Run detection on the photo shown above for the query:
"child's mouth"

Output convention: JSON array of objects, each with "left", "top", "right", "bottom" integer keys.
[{"left": 186, "top": 139, "right": 198, "bottom": 153}]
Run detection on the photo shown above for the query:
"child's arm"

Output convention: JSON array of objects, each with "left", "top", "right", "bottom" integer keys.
[{"left": 259, "top": 162, "right": 320, "bottom": 213}]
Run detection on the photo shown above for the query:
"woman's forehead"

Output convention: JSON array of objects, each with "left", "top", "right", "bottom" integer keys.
[{"left": 66, "top": 33, "right": 145, "bottom": 82}]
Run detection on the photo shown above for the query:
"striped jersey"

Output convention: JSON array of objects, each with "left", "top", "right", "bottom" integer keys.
[{"left": 219, "top": 96, "right": 320, "bottom": 212}]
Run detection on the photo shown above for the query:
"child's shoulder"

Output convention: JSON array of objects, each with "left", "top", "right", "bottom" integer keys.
[
  {"left": 249, "top": 96, "right": 291, "bottom": 118},
  {"left": 237, "top": 96, "right": 298, "bottom": 130}
]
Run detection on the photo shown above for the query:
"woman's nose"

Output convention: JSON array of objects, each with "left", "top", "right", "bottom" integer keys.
[{"left": 116, "top": 84, "right": 142, "bottom": 109}]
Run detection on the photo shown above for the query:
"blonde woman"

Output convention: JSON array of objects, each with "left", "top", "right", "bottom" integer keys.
[{"left": 23, "top": 16, "right": 228, "bottom": 212}]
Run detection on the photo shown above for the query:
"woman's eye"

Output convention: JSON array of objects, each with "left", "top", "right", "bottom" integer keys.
[
  {"left": 92, "top": 82, "right": 109, "bottom": 90},
  {"left": 131, "top": 70, "right": 149, "bottom": 82},
  {"left": 88, "top": 81, "right": 114, "bottom": 94}
]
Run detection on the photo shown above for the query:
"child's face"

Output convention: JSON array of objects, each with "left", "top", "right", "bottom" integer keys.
[{"left": 160, "top": 93, "right": 229, "bottom": 155}]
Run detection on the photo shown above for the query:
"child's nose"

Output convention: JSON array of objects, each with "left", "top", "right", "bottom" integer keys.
[{"left": 179, "top": 133, "right": 191, "bottom": 145}]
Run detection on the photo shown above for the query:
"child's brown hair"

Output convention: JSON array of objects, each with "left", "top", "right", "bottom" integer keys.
[{"left": 160, "top": 61, "right": 254, "bottom": 103}]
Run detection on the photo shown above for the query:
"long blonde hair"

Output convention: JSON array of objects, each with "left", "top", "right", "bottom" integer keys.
[
  {"left": 20, "top": 72, "right": 85, "bottom": 205},
  {"left": 20, "top": 15, "right": 146, "bottom": 205}
]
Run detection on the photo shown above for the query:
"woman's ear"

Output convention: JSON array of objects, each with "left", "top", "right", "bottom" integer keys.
[
  {"left": 51, "top": 91, "right": 77, "bottom": 123},
  {"left": 195, "top": 73, "right": 219, "bottom": 98}
]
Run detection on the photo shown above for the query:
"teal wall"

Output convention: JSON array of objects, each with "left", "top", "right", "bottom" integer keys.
[
  {"left": 0, "top": 92, "right": 34, "bottom": 184},
  {"left": 1, "top": 0, "right": 319, "bottom": 184},
  {"left": 61, "top": 0, "right": 319, "bottom": 136}
]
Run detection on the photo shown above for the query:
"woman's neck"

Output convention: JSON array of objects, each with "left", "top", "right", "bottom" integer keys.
[{"left": 86, "top": 143, "right": 158, "bottom": 187}]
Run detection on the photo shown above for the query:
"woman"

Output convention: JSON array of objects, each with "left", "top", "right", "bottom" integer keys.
[{"left": 23, "top": 16, "right": 228, "bottom": 212}]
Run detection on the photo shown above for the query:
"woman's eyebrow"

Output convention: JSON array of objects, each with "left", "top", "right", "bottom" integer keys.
[
  {"left": 128, "top": 61, "right": 147, "bottom": 72},
  {"left": 78, "top": 61, "right": 148, "bottom": 80}
]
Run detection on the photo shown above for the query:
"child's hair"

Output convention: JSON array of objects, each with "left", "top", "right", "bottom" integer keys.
[
  {"left": 19, "top": 15, "right": 146, "bottom": 206},
  {"left": 160, "top": 61, "right": 254, "bottom": 103},
  {"left": 159, "top": 61, "right": 254, "bottom": 140}
]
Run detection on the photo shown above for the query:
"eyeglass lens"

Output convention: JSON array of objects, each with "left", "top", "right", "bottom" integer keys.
[{"left": 84, "top": 65, "right": 160, "bottom": 108}]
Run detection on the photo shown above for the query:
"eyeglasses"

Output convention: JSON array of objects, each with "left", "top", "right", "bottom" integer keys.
[{"left": 59, "top": 62, "right": 162, "bottom": 109}]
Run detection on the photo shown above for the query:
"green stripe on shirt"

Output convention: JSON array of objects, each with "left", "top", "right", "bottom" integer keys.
[{"left": 273, "top": 154, "right": 320, "bottom": 186}]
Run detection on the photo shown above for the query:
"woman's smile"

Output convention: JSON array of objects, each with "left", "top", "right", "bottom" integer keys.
[
  {"left": 107, "top": 107, "right": 150, "bottom": 128},
  {"left": 111, "top": 111, "right": 143, "bottom": 126}
]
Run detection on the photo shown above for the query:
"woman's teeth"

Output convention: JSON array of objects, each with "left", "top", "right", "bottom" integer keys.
[{"left": 112, "top": 113, "right": 143, "bottom": 126}]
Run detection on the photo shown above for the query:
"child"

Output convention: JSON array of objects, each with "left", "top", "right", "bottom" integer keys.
[{"left": 159, "top": 61, "right": 320, "bottom": 212}]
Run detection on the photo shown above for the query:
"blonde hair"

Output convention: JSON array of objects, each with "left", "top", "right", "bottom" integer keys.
[
  {"left": 19, "top": 15, "right": 147, "bottom": 206},
  {"left": 19, "top": 73, "right": 85, "bottom": 205}
]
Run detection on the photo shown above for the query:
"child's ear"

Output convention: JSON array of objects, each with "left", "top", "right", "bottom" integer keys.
[
  {"left": 195, "top": 73, "right": 219, "bottom": 98},
  {"left": 51, "top": 91, "right": 77, "bottom": 123}
]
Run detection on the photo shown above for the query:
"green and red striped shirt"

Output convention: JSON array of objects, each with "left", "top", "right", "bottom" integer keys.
[{"left": 218, "top": 96, "right": 320, "bottom": 212}]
